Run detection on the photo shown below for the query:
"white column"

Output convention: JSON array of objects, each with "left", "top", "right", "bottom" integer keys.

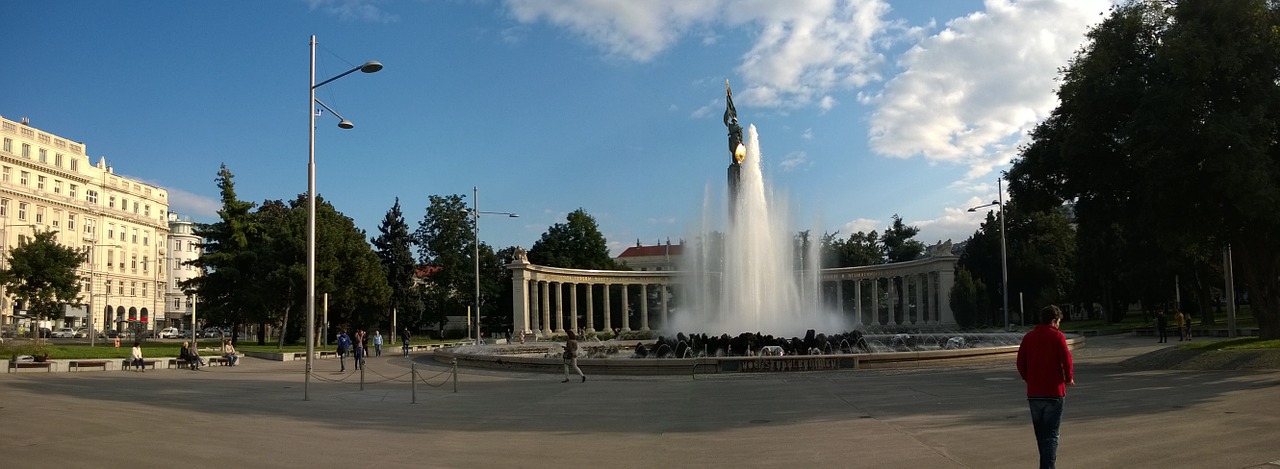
[
  {"left": 835, "top": 279, "right": 844, "bottom": 318},
  {"left": 569, "top": 283, "right": 579, "bottom": 334},
  {"left": 914, "top": 274, "right": 925, "bottom": 324},
  {"left": 539, "top": 281, "right": 552, "bottom": 336},
  {"left": 659, "top": 284, "right": 668, "bottom": 330},
  {"left": 871, "top": 279, "right": 881, "bottom": 326},
  {"left": 554, "top": 282, "right": 565, "bottom": 334},
  {"left": 938, "top": 268, "right": 956, "bottom": 324},
  {"left": 601, "top": 284, "right": 612, "bottom": 333},
  {"left": 511, "top": 269, "right": 530, "bottom": 334},
  {"left": 586, "top": 284, "right": 596, "bottom": 332},
  {"left": 639, "top": 284, "right": 649, "bottom": 331},
  {"left": 853, "top": 279, "right": 862, "bottom": 326},
  {"left": 620, "top": 284, "right": 631, "bottom": 332}
]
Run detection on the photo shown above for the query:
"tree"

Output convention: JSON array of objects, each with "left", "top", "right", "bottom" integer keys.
[
  {"left": 414, "top": 194, "right": 473, "bottom": 332},
  {"left": 372, "top": 198, "right": 423, "bottom": 330},
  {"left": 949, "top": 266, "right": 989, "bottom": 328},
  {"left": 0, "top": 231, "right": 86, "bottom": 337},
  {"left": 529, "top": 209, "right": 619, "bottom": 270},
  {"left": 184, "top": 164, "right": 264, "bottom": 340},
  {"left": 822, "top": 230, "right": 883, "bottom": 268},
  {"left": 1009, "top": 0, "right": 1280, "bottom": 338},
  {"left": 880, "top": 214, "right": 925, "bottom": 263}
]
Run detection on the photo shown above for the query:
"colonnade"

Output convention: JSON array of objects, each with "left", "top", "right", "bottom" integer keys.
[{"left": 508, "top": 251, "right": 958, "bottom": 337}]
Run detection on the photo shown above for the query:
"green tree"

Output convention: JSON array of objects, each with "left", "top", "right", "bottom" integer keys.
[
  {"left": 414, "top": 194, "right": 473, "bottom": 332},
  {"left": 0, "top": 231, "right": 87, "bottom": 337},
  {"left": 1009, "top": 0, "right": 1280, "bottom": 338},
  {"left": 529, "top": 208, "right": 619, "bottom": 270},
  {"left": 879, "top": 214, "right": 925, "bottom": 263},
  {"left": 822, "top": 230, "right": 883, "bottom": 268},
  {"left": 372, "top": 198, "right": 423, "bottom": 330},
  {"left": 949, "top": 266, "right": 990, "bottom": 328},
  {"left": 184, "top": 164, "right": 264, "bottom": 339}
]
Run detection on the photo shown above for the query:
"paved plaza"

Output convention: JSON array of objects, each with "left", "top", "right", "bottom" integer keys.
[{"left": 2, "top": 335, "right": 1278, "bottom": 468}]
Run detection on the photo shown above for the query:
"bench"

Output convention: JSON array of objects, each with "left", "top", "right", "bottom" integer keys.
[
  {"left": 121, "top": 359, "right": 158, "bottom": 371},
  {"left": 208, "top": 356, "right": 231, "bottom": 366},
  {"left": 169, "top": 358, "right": 195, "bottom": 369},
  {"left": 317, "top": 351, "right": 337, "bottom": 359},
  {"left": 8, "top": 361, "right": 53, "bottom": 373},
  {"left": 69, "top": 360, "right": 110, "bottom": 372}
]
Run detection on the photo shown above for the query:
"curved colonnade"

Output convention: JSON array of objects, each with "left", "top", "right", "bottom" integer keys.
[{"left": 509, "top": 252, "right": 960, "bottom": 337}]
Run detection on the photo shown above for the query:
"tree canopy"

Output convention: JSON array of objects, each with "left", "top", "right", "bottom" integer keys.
[
  {"left": 0, "top": 230, "right": 86, "bottom": 334},
  {"left": 529, "top": 208, "right": 619, "bottom": 270}
]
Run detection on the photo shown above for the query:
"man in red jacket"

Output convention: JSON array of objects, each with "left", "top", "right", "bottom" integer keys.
[{"left": 1017, "top": 305, "right": 1075, "bottom": 469}]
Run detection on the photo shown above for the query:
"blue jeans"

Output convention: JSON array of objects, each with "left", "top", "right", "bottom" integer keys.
[
  {"left": 338, "top": 352, "right": 346, "bottom": 370},
  {"left": 375, "top": 344, "right": 382, "bottom": 357},
  {"left": 1029, "top": 397, "right": 1064, "bottom": 469}
]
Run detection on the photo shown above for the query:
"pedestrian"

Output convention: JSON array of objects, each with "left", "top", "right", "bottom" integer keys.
[
  {"left": 336, "top": 330, "right": 351, "bottom": 372},
  {"left": 373, "top": 330, "right": 383, "bottom": 357},
  {"left": 561, "top": 330, "right": 586, "bottom": 383},
  {"left": 1016, "top": 305, "right": 1075, "bottom": 469},
  {"left": 1173, "top": 310, "right": 1185, "bottom": 342},
  {"left": 1180, "top": 309, "right": 1192, "bottom": 341},
  {"left": 222, "top": 338, "right": 239, "bottom": 366},
  {"left": 360, "top": 329, "right": 370, "bottom": 358},
  {"left": 401, "top": 327, "right": 411, "bottom": 357},
  {"left": 353, "top": 330, "right": 366, "bottom": 370},
  {"left": 1156, "top": 311, "right": 1168, "bottom": 343},
  {"left": 130, "top": 341, "right": 145, "bottom": 372}
]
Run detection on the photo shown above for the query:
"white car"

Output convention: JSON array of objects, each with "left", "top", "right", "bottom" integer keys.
[
  {"left": 158, "top": 327, "right": 182, "bottom": 339},
  {"left": 51, "top": 328, "right": 78, "bottom": 338}
]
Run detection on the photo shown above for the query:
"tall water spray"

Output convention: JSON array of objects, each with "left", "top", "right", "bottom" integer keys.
[{"left": 674, "top": 125, "right": 847, "bottom": 337}]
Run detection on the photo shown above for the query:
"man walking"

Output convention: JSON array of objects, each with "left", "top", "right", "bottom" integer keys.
[
  {"left": 1017, "top": 305, "right": 1075, "bottom": 469},
  {"left": 336, "top": 330, "right": 351, "bottom": 372},
  {"left": 401, "top": 327, "right": 411, "bottom": 357}
]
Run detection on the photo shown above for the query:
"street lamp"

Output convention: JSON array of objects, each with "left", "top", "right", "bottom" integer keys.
[
  {"left": 86, "top": 243, "right": 122, "bottom": 347},
  {"left": 467, "top": 186, "right": 518, "bottom": 344},
  {"left": 968, "top": 177, "right": 1009, "bottom": 331},
  {"left": 306, "top": 35, "right": 381, "bottom": 401}
]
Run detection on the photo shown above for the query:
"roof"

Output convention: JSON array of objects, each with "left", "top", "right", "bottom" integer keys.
[{"left": 617, "top": 244, "right": 684, "bottom": 258}]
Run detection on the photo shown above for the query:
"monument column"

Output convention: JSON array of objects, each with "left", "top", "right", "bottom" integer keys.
[
  {"left": 853, "top": 279, "right": 863, "bottom": 326},
  {"left": 585, "top": 284, "right": 595, "bottom": 332},
  {"left": 835, "top": 279, "right": 844, "bottom": 317},
  {"left": 569, "top": 283, "right": 579, "bottom": 334},
  {"left": 639, "top": 284, "right": 650, "bottom": 331},
  {"left": 938, "top": 267, "right": 956, "bottom": 324},
  {"left": 601, "top": 284, "right": 612, "bottom": 333},
  {"left": 659, "top": 283, "right": 669, "bottom": 330},
  {"left": 539, "top": 281, "right": 552, "bottom": 336},
  {"left": 620, "top": 284, "right": 631, "bottom": 332},
  {"left": 510, "top": 265, "right": 530, "bottom": 334},
  {"left": 915, "top": 274, "right": 925, "bottom": 324},
  {"left": 871, "top": 279, "right": 881, "bottom": 326},
  {"left": 554, "top": 282, "right": 565, "bottom": 334}
]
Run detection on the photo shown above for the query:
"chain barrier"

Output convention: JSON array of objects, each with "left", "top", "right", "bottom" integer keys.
[{"left": 302, "top": 357, "right": 459, "bottom": 403}]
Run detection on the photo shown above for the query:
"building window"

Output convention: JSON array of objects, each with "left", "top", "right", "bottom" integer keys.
[
  {"left": 86, "top": 190, "right": 97, "bottom": 204},
  {"left": 1, "top": 138, "right": 9, "bottom": 152},
  {"left": 130, "top": 282, "right": 136, "bottom": 296},
  {"left": 144, "top": 205, "right": 150, "bottom": 217},
  {"left": 51, "top": 210, "right": 60, "bottom": 228},
  {"left": 69, "top": 184, "right": 77, "bottom": 199},
  {"left": 54, "top": 180, "right": 62, "bottom": 194},
  {"left": 68, "top": 214, "right": 75, "bottom": 231},
  {"left": 84, "top": 219, "right": 94, "bottom": 236},
  {"left": 174, "top": 298, "right": 180, "bottom": 309},
  {"left": 17, "top": 202, "right": 26, "bottom": 220},
  {"left": 142, "top": 283, "right": 147, "bottom": 298},
  {"left": 39, "top": 148, "right": 47, "bottom": 163},
  {"left": 121, "top": 198, "right": 128, "bottom": 211},
  {"left": 118, "top": 283, "right": 123, "bottom": 295},
  {"left": 107, "top": 251, "right": 114, "bottom": 269},
  {"left": 71, "top": 159, "right": 78, "bottom": 171},
  {"left": 108, "top": 224, "right": 114, "bottom": 239},
  {"left": 175, "top": 239, "right": 180, "bottom": 250},
  {"left": 131, "top": 228, "right": 137, "bottom": 244},
  {"left": 21, "top": 143, "right": 30, "bottom": 158},
  {"left": 20, "top": 171, "right": 28, "bottom": 186},
  {"left": 143, "top": 231, "right": 149, "bottom": 246},
  {"left": 1, "top": 166, "right": 8, "bottom": 182},
  {"left": 35, "top": 207, "right": 44, "bottom": 224},
  {"left": 109, "top": 196, "right": 115, "bottom": 209},
  {"left": 0, "top": 199, "right": 6, "bottom": 217},
  {"left": 36, "top": 176, "right": 45, "bottom": 191},
  {"left": 143, "top": 256, "right": 149, "bottom": 273},
  {"left": 133, "top": 201, "right": 139, "bottom": 214},
  {"left": 55, "top": 153, "right": 63, "bottom": 167},
  {"left": 188, "top": 241, "right": 195, "bottom": 252},
  {"left": 131, "top": 255, "right": 137, "bottom": 271}
]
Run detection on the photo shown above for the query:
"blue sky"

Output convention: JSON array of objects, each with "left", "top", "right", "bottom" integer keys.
[{"left": 2, "top": 0, "right": 1113, "bottom": 255}]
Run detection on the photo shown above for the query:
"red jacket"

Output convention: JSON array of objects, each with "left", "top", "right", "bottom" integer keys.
[{"left": 1016, "top": 325, "right": 1073, "bottom": 397}]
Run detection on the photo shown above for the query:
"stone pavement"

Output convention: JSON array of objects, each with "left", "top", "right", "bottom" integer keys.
[{"left": 1, "top": 335, "right": 1278, "bottom": 468}]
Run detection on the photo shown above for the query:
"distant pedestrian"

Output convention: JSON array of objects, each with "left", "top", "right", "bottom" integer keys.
[
  {"left": 373, "top": 330, "right": 383, "bottom": 357},
  {"left": 1174, "top": 310, "right": 1186, "bottom": 342},
  {"left": 401, "top": 328, "right": 411, "bottom": 357},
  {"left": 1017, "top": 305, "right": 1075, "bottom": 469},
  {"left": 353, "top": 330, "right": 366, "bottom": 370},
  {"left": 130, "top": 342, "right": 145, "bottom": 372},
  {"left": 1180, "top": 310, "right": 1192, "bottom": 341},
  {"left": 561, "top": 330, "right": 586, "bottom": 383},
  {"left": 1156, "top": 311, "right": 1168, "bottom": 343},
  {"left": 336, "top": 330, "right": 351, "bottom": 372},
  {"left": 360, "top": 329, "right": 370, "bottom": 358}
]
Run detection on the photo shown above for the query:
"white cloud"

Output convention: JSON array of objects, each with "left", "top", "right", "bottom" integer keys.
[
  {"left": 778, "top": 150, "right": 809, "bottom": 171},
  {"left": 689, "top": 99, "right": 719, "bottom": 119},
  {"left": 306, "top": 0, "right": 398, "bottom": 23},
  {"left": 503, "top": 0, "right": 723, "bottom": 62},
  {"left": 840, "top": 217, "right": 880, "bottom": 235},
  {"left": 164, "top": 186, "right": 221, "bottom": 220},
  {"left": 868, "top": 0, "right": 1110, "bottom": 179}
]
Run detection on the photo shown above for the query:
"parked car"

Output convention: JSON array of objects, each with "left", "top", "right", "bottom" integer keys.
[
  {"left": 158, "top": 327, "right": 181, "bottom": 339},
  {"left": 99, "top": 329, "right": 120, "bottom": 339},
  {"left": 74, "top": 328, "right": 88, "bottom": 338},
  {"left": 52, "top": 327, "right": 77, "bottom": 338},
  {"left": 39, "top": 327, "right": 52, "bottom": 338}
]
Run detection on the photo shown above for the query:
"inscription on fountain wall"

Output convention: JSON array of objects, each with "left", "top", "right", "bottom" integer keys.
[{"left": 723, "top": 357, "right": 855, "bottom": 372}]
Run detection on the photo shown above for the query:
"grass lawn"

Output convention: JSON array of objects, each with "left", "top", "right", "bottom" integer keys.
[
  {"left": 1062, "top": 305, "right": 1258, "bottom": 334},
  {"left": 1181, "top": 337, "right": 1280, "bottom": 351}
]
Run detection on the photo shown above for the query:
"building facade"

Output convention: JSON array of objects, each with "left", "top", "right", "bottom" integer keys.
[
  {"left": 0, "top": 114, "right": 170, "bottom": 335},
  {"left": 164, "top": 212, "right": 201, "bottom": 331}
]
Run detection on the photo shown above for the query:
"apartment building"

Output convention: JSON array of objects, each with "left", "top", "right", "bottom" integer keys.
[
  {"left": 0, "top": 114, "right": 170, "bottom": 335},
  {"left": 165, "top": 211, "right": 201, "bottom": 331}
]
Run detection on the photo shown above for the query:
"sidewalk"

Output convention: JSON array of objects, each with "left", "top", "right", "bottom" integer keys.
[{"left": 1, "top": 335, "right": 1277, "bottom": 468}]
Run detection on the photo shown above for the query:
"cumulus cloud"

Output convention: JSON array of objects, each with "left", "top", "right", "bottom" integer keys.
[
  {"left": 306, "top": 0, "right": 398, "bottom": 22},
  {"left": 503, "top": 0, "right": 722, "bottom": 62},
  {"left": 164, "top": 186, "right": 221, "bottom": 220},
  {"left": 868, "top": 0, "right": 1109, "bottom": 178},
  {"left": 840, "top": 217, "right": 880, "bottom": 235},
  {"left": 778, "top": 150, "right": 809, "bottom": 171}
]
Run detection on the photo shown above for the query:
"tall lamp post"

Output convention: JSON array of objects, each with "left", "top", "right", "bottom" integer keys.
[
  {"left": 306, "top": 35, "right": 381, "bottom": 401},
  {"left": 86, "top": 243, "right": 122, "bottom": 347},
  {"left": 968, "top": 178, "right": 1009, "bottom": 331},
  {"left": 467, "top": 186, "right": 518, "bottom": 343}
]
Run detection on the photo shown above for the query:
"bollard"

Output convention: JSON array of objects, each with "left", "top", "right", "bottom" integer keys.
[
  {"left": 411, "top": 362, "right": 417, "bottom": 404},
  {"left": 360, "top": 365, "right": 365, "bottom": 391},
  {"left": 451, "top": 358, "right": 458, "bottom": 393}
]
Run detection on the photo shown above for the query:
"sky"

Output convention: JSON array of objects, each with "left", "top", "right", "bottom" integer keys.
[{"left": 1, "top": 0, "right": 1115, "bottom": 256}]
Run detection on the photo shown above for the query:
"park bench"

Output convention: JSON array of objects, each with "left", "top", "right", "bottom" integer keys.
[
  {"left": 208, "top": 357, "right": 231, "bottom": 366},
  {"left": 121, "top": 359, "right": 158, "bottom": 371},
  {"left": 316, "top": 351, "right": 337, "bottom": 359},
  {"left": 169, "top": 358, "right": 194, "bottom": 369},
  {"left": 7, "top": 361, "right": 53, "bottom": 373},
  {"left": 69, "top": 360, "right": 110, "bottom": 372}
]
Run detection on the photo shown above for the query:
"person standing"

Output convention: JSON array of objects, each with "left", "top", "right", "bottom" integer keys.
[
  {"left": 1017, "top": 305, "right": 1075, "bottom": 469},
  {"left": 336, "top": 330, "right": 351, "bottom": 372},
  {"left": 1156, "top": 311, "right": 1168, "bottom": 343},
  {"left": 373, "top": 330, "right": 383, "bottom": 357},
  {"left": 401, "top": 328, "right": 411, "bottom": 357},
  {"left": 130, "top": 342, "right": 145, "bottom": 372},
  {"left": 561, "top": 330, "right": 586, "bottom": 383},
  {"left": 1180, "top": 309, "right": 1192, "bottom": 341},
  {"left": 1173, "top": 310, "right": 1186, "bottom": 342},
  {"left": 353, "top": 330, "right": 366, "bottom": 370}
]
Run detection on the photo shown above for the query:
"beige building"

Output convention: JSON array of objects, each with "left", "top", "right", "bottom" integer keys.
[
  {"left": 164, "top": 212, "right": 201, "bottom": 332},
  {"left": 614, "top": 240, "right": 684, "bottom": 271},
  {"left": 0, "top": 115, "right": 170, "bottom": 335}
]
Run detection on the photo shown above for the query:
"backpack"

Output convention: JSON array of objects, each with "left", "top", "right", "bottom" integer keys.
[{"left": 337, "top": 334, "right": 350, "bottom": 353}]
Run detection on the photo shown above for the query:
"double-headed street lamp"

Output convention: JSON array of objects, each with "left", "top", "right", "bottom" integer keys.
[
  {"left": 467, "top": 186, "right": 517, "bottom": 343},
  {"left": 87, "top": 243, "right": 122, "bottom": 347},
  {"left": 968, "top": 178, "right": 1009, "bottom": 331},
  {"left": 306, "top": 35, "right": 381, "bottom": 401}
]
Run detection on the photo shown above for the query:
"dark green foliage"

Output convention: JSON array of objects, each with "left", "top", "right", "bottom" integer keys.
[
  {"left": 0, "top": 231, "right": 87, "bottom": 329},
  {"left": 372, "top": 198, "right": 423, "bottom": 329},
  {"left": 528, "top": 209, "right": 619, "bottom": 270},
  {"left": 950, "top": 266, "right": 989, "bottom": 328}
]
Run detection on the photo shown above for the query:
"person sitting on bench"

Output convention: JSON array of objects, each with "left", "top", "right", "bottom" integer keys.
[
  {"left": 130, "top": 342, "right": 146, "bottom": 372},
  {"left": 221, "top": 338, "right": 238, "bottom": 366},
  {"left": 179, "top": 341, "right": 196, "bottom": 370},
  {"left": 186, "top": 341, "right": 204, "bottom": 370}
]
